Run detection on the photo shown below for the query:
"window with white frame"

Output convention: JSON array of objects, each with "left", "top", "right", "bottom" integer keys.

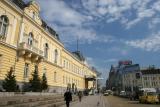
[
  {"left": 63, "top": 76, "right": 65, "bottom": 84},
  {"left": 0, "top": 54, "right": 2, "bottom": 69},
  {"left": 44, "top": 43, "right": 49, "bottom": 59},
  {"left": 0, "top": 15, "right": 9, "bottom": 38},
  {"left": 33, "top": 12, "right": 36, "bottom": 20},
  {"left": 28, "top": 33, "right": 33, "bottom": 46},
  {"left": 54, "top": 49, "right": 58, "bottom": 63},
  {"left": 54, "top": 72, "right": 57, "bottom": 82},
  {"left": 66, "top": 61, "right": 68, "bottom": 69},
  {"left": 24, "top": 63, "right": 29, "bottom": 78}
]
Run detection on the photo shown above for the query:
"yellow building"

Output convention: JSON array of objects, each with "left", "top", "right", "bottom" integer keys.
[{"left": 0, "top": 0, "right": 97, "bottom": 93}]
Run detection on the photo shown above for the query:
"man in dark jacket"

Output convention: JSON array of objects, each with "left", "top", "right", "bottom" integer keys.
[{"left": 64, "top": 90, "right": 72, "bottom": 107}]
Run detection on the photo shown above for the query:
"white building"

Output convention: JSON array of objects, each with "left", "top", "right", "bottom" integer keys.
[
  {"left": 122, "top": 68, "right": 160, "bottom": 93},
  {"left": 141, "top": 68, "right": 160, "bottom": 89}
]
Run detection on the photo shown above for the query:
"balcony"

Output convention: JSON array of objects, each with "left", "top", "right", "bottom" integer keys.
[{"left": 18, "top": 42, "right": 44, "bottom": 62}]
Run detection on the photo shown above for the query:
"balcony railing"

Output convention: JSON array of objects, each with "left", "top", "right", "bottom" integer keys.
[{"left": 18, "top": 42, "right": 43, "bottom": 57}]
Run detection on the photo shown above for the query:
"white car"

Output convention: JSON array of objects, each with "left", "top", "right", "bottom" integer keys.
[
  {"left": 103, "top": 92, "right": 109, "bottom": 96},
  {"left": 119, "top": 91, "right": 126, "bottom": 97}
]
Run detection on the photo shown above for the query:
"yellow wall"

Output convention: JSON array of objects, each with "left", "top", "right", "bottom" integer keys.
[{"left": 0, "top": 44, "right": 16, "bottom": 80}]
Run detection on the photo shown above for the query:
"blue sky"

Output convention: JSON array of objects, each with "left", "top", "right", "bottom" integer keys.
[{"left": 25, "top": 0, "right": 160, "bottom": 85}]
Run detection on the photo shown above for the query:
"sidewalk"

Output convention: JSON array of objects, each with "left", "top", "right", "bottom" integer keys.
[{"left": 60, "top": 94, "right": 106, "bottom": 107}]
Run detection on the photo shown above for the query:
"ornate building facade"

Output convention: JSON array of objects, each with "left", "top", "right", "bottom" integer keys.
[{"left": 0, "top": 0, "right": 97, "bottom": 93}]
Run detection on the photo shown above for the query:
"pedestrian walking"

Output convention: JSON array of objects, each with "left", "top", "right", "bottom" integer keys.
[
  {"left": 64, "top": 89, "right": 72, "bottom": 107},
  {"left": 77, "top": 91, "right": 83, "bottom": 102}
]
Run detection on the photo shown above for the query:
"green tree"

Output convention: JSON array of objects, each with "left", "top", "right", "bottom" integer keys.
[
  {"left": 29, "top": 65, "right": 41, "bottom": 92},
  {"left": 2, "top": 67, "right": 18, "bottom": 92},
  {"left": 41, "top": 73, "right": 48, "bottom": 91}
]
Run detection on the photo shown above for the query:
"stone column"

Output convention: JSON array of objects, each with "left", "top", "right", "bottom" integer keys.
[
  {"left": 10, "top": 18, "right": 17, "bottom": 45},
  {"left": 19, "top": 22, "right": 24, "bottom": 43}
]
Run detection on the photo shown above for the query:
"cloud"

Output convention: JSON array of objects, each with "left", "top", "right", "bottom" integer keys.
[
  {"left": 152, "top": 1, "right": 160, "bottom": 12},
  {"left": 52, "top": 25, "right": 97, "bottom": 45},
  {"left": 36, "top": 0, "right": 101, "bottom": 44},
  {"left": 126, "top": 32, "right": 160, "bottom": 51},
  {"left": 85, "top": 56, "right": 108, "bottom": 80},
  {"left": 38, "top": 0, "right": 89, "bottom": 26},
  {"left": 85, "top": 57, "right": 96, "bottom": 67},
  {"left": 34, "top": 0, "right": 160, "bottom": 46},
  {"left": 149, "top": 18, "right": 160, "bottom": 29},
  {"left": 80, "top": 0, "right": 159, "bottom": 29},
  {"left": 109, "top": 46, "right": 129, "bottom": 55}
]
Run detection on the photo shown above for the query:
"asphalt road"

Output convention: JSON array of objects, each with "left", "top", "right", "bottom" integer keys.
[{"left": 104, "top": 95, "right": 160, "bottom": 107}]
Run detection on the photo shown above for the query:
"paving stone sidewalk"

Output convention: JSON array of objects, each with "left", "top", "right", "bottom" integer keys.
[{"left": 60, "top": 94, "right": 106, "bottom": 107}]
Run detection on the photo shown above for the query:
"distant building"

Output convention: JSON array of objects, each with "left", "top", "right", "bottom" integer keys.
[
  {"left": 141, "top": 68, "right": 160, "bottom": 89},
  {"left": 107, "top": 61, "right": 160, "bottom": 94},
  {"left": 106, "top": 60, "right": 139, "bottom": 93},
  {"left": 122, "top": 67, "right": 160, "bottom": 93},
  {"left": 122, "top": 64, "right": 141, "bottom": 93}
]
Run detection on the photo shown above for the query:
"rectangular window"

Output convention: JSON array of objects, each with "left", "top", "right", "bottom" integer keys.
[
  {"left": 0, "top": 54, "right": 2, "bottom": 69},
  {"left": 54, "top": 72, "right": 57, "bottom": 82},
  {"left": 144, "top": 77, "right": 147, "bottom": 80},
  {"left": 63, "top": 76, "right": 65, "bottom": 84},
  {"left": 0, "top": 22, "right": 2, "bottom": 34},
  {"left": 24, "top": 63, "right": 29, "bottom": 78}
]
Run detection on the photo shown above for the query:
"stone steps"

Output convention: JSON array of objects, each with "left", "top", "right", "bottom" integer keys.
[
  {"left": 0, "top": 96, "right": 62, "bottom": 106},
  {"left": 0, "top": 95, "right": 78, "bottom": 107},
  {"left": 3, "top": 98, "right": 63, "bottom": 107},
  {"left": 39, "top": 97, "right": 78, "bottom": 107}
]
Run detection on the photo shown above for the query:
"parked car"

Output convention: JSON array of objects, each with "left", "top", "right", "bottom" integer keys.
[
  {"left": 119, "top": 91, "right": 126, "bottom": 97},
  {"left": 139, "top": 92, "right": 159, "bottom": 103},
  {"left": 103, "top": 92, "right": 109, "bottom": 96}
]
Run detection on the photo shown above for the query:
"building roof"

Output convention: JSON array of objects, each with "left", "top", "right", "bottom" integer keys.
[
  {"left": 41, "top": 20, "right": 60, "bottom": 40},
  {"left": 72, "top": 51, "right": 85, "bottom": 62},
  {"left": 141, "top": 68, "right": 160, "bottom": 74},
  {"left": 11, "top": 0, "right": 27, "bottom": 9},
  {"left": 123, "top": 64, "right": 140, "bottom": 73}
]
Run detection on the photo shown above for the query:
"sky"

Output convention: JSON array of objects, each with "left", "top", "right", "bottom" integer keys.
[{"left": 25, "top": 0, "right": 160, "bottom": 85}]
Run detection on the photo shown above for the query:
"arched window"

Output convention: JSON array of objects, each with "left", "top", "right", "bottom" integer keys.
[
  {"left": 44, "top": 43, "right": 49, "bottom": 58},
  {"left": 28, "top": 33, "right": 33, "bottom": 46},
  {"left": 33, "top": 12, "right": 36, "bottom": 20},
  {"left": 0, "top": 15, "right": 9, "bottom": 37},
  {"left": 54, "top": 49, "right": 58, "bottom": 63}
]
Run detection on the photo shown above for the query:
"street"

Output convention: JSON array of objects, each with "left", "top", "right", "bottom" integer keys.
[
  {"left": 61, "top": 95, "right": 160, "bottom": 107},
  {"left": 104, "top": 95, "right": 160, "bottom": 107},
  {"left": 60, "top": 95, "right": 105, "bottom": 107}
]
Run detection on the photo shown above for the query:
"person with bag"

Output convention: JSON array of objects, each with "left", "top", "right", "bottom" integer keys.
[{"left": 64, "top": 89, "right": 72, "bottom": 107}]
